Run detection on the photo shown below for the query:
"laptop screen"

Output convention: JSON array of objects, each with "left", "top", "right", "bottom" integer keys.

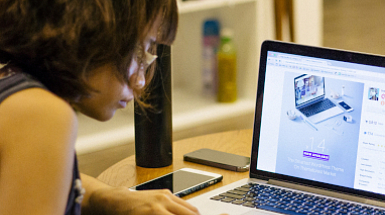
[
  {"left": 294, "top": 74, "right": 325, "bottom": 107},
  {"left": 254, "top": 41, "right": 385, "bottom": 198}
]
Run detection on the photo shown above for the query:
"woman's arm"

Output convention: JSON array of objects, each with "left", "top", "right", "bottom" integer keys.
[
  {"left": 80, "top": 173, "right": 200, "bottom": 215},
  {"left": 0, "top": 88, "right": 78, "bottom": 215}
]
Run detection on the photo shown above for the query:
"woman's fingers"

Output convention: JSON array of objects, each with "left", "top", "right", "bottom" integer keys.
[{"left": 156, "top": 190, "right": 200, "bottom": 215}]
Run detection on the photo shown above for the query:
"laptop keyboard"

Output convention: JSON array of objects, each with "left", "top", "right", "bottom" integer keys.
[
  {"left": 210, "top": 183, "right": 385, "bottom": 215},
  {"left": 300, "top": 99, "right": 336, "bottom": 117}
]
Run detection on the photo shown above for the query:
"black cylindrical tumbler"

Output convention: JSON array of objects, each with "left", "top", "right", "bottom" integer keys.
[{"left": 134, "top": 45, "right": 172, "bottom": 168}]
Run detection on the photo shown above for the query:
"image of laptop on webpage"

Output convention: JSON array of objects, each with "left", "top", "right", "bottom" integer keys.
[{"left": 294, "top": 74, "right": 344, "bottom": 124}]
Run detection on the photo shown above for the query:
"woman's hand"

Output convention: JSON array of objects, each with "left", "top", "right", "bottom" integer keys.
[{"left": 88, "top": 186, "right": 200, "bottom": 215}]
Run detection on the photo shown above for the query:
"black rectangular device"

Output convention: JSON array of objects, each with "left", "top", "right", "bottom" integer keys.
[
  {"left": 338, "top": 100, "right": 354, "bottom": 112},
  {"left": 129, "top": 168, "right": 223, "bottom": 197},
  {"left": 183, "top": 148, "right": 250, "bottom": 172}
]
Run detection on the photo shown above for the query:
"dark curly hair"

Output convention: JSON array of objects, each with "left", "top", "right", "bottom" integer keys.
[{"left": 0, "top": 0, "right": 178, "bottom": 105}]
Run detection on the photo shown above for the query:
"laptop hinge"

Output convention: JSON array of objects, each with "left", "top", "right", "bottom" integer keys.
[{"left": 267, "top": 179, "right": 385, "bottom": 208}]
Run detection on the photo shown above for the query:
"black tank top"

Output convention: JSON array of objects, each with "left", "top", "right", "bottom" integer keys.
[{"left": 0, "top": 72, "right": 82, "bottom": 215}]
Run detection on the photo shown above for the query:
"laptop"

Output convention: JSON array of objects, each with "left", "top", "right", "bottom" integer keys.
[
  {"left": 187, "top": 40, "right": 385, "bottom": 215},
  {"left": 294, "top": 74, "right": 344, "bottom": 124}
]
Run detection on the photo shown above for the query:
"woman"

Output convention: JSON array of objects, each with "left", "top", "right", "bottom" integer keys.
[{"left": 0, "top": 0, "right": 199, "bottom": 214}]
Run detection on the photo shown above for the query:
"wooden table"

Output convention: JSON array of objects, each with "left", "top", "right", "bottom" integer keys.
[{"left": 97, "top": 129, "right": 253, "bottom": 199}]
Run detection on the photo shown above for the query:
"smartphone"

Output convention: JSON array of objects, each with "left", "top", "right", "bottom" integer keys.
[
  {"left": 129, "top": 168, "right": 223, "bottom": 197},
  {"left": 338, "top": 100, "right": 353, "bottom": 112},
  {"left": 183, "top": 148, "right": 250, "bottom": 172}
]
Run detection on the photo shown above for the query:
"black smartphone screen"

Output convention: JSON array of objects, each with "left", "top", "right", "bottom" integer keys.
[
  {"left": 134, "top": 170, "right": 215, "bottom": 193},
  {"left": 339, "top": 101, "right": 351, "bottom": 110}
]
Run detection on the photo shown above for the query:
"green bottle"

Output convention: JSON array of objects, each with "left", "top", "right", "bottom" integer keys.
[{"left": 217, "top": 28, "right": 237, "bottom": 103}]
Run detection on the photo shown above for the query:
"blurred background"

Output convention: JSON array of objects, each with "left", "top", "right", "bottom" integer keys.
[
  {"left": 324, "top": 0, "right": 385, "bottom": 55},
  {"left": 78, "top": 0, "right": 385, "bottom": 177}
]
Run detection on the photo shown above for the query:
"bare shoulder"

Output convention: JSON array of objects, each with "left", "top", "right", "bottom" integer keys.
[
  {"left": 0, "top": 87, "right": 77, "bottom": 126},
  {"left": 1, "top": 87, "right": 76, "bottom": 119},
  {"left": 0, "top": 88, "right": 79, "bottom": 214},
  {"left": 0, "top": 87, "right": 78, "bottom": 150}
]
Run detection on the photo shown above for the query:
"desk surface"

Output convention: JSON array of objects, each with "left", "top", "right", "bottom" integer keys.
[{"left": 97, "top": 129, "right": 253, "bottom": 199}]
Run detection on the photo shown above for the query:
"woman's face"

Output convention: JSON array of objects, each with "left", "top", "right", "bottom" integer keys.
[{"left": 73, "top": 15, "right": 162, "bottom": 121}]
